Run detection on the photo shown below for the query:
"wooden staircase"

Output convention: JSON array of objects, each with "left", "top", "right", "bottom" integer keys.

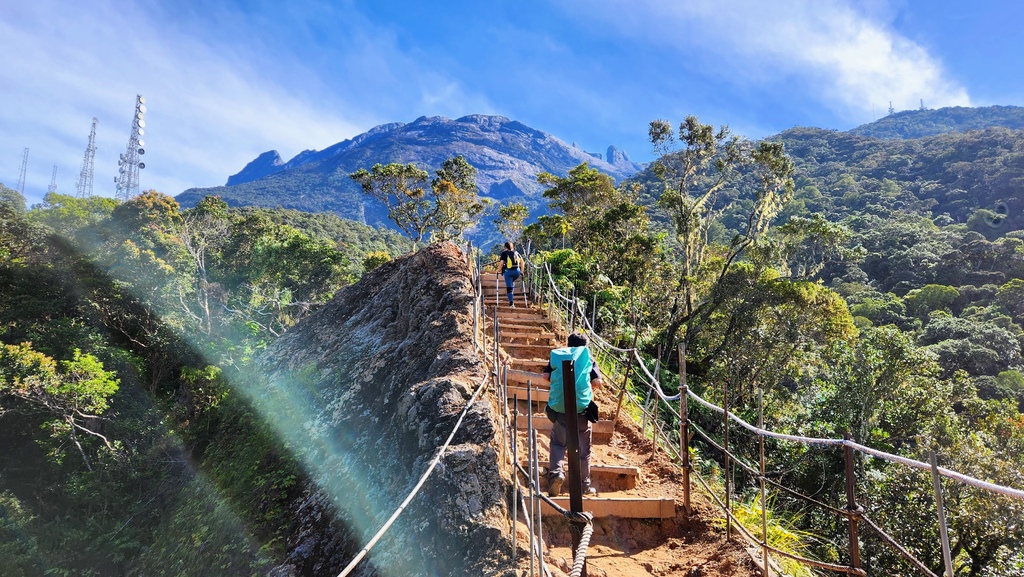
[{"left": 482, "top": 280, "right": 675, "bottom": 519}]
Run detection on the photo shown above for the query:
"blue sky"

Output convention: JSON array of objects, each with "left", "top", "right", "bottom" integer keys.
[{"left": 2, "top": 0, "right": 1022, "bottom": 207}]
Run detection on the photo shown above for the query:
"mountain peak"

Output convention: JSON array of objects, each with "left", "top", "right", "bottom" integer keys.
[{"left": 225, "top": 150, "right": 285, "bottom": 186}]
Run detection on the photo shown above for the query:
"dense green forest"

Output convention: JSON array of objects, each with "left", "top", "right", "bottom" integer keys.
[
  {"left": 0, "top": 187, "right": 407, "bottom": 575},
  {"left": 516, "top": 118, "right": 1024, "bottom": 576},
  {"left": 2, "top": 111, "right": 1024, "bottom": 576}
]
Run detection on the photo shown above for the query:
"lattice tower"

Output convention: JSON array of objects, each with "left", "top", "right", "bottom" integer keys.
[
  {"left": 16, "top": 147, "right": 28, "bottom": 194},
  {"left": 114, "top": 95, "right": 147, "bottom": 201},
  {"left": 48, "top": 165, "right": 58, "bottom": 193},
  {"left": 76, "top": 117, "right": 98, "bottom": 198}
]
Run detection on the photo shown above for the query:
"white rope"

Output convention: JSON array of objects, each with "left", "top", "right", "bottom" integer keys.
[
  {"left": 337, "top": 373, "right": 491, "bottom": 577},
  {"left": 685, "top": 387, "right": 1024, "bottom": 499}
]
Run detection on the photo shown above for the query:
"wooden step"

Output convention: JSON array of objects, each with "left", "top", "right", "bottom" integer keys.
[
  {"left": 507, "top": 386, "right": 549, "bottom": 403},
  {"left": 522, "top": 463, "right": 640, "bottom": 490},
  {"left": 500, "top": 330, "right": 557, "bottom": 342},
  {"left": 499, "top": 343, "right": 555, "bottom": 358},
  {"left": 539, "top": 496, "right": 675, "bottom": 519},
  {"left": 487, "top": 321, "right": 553, "bottom": 333},
  {"left": 511, "top": 359, "right": 551, "bottom": 371},
  {"left": 505, "top": 369, "right": 548, "bottom": 387},
  {"left": 515, "top": 415, "right": 615, "bottom": 438}
]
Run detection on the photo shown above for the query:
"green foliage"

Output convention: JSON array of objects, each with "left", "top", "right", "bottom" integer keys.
[
  {"left": 350, "top": 155, "right": 485, "bottom": 247},
  {"left": 0, "top": 491, "right": 42, "bottom": 576},
  {"left": 904, "top": 284, "right": 960, "bottom": 319},
  {"left": 363, "top": 250, "right": 392, "bottom": 271},
  {"left": 494, "top": 201, "right": 529, "bottom": 244}
]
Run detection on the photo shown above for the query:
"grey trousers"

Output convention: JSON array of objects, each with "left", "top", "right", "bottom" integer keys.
[{"left": 548, "top": 409, "right": 592, "bottom": 490}]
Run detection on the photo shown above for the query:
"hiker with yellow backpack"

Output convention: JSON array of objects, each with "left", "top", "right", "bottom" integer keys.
[{"left": 497, "top": 241, "right": 524, "bottom": 307}]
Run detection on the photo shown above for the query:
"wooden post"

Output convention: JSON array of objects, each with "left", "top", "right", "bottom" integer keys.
[
  {"left": 723, "top": 377, "right": 731, "bottom": 538},
  {"left": 563, "top": 359, "right": 588, "bottom": 577},
  {"left": 512, "top": 394, "right": 518, "bottom": 566},
  {"left": 759, "top": 389, "right": 769, "bottom": 577},
  {"left": 678, "top": 343, "right": 691, "bottom": 518},
  {"left": 843, "top": 432, "right": 862, "bottom": 571},
  {"left": 930, "top": 451, "right": 954, "bottom": 577}
]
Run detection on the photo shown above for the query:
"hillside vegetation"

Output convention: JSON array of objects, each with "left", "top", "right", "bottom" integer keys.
[{"left": 2, "top": 106, "right": 1023, "bottom": 576}]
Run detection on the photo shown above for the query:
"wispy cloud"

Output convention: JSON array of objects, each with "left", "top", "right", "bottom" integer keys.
[
  {"left": 565, "top": 0, "right": 970, "bottom": 119},
  {"left": 0, "top": 0, "right": 490, "bottom": 203}
]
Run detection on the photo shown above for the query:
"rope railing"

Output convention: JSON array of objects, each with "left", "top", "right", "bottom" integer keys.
[
  {"left": 337, "top": 369, "right": 491, "bottom": 577},
  {"left": 524, "top": 249, "right": 1024, "bottom": 576}
]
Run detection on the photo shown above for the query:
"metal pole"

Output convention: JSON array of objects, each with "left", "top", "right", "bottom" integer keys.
[
  {"left": 533, "top": 429, "right": 547, "bottom": 575},
  {"left": 527, "top": 386, "right": 536, "bottom": 577},
  {"left": 843, "top": 432, "right": 862, "bottom": 571},
  {"left": 759, "top": 388, "right": 769, "bottom": 577},
  {"left": 723, "top": 377, "right": 731, "bottom": 538},
  {"left": 569, "top": 287, "right": 576, "bottom": 332},
  {"left": 930, "top": 451, "right": 954, "bottom": 577},
  {"left": 562, "top": 359, "right": 588, "bottom": 577},
  {"left": 512, "top": 394, "right": 519, "bottom": 566},
  {"left": 591, "top": 294, "right": 597, "bottom": 330},
  {"left": 678, "top": 343, "right": 691, "bottom": 518}
]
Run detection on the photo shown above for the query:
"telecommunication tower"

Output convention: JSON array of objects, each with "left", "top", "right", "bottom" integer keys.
[
  {"left": 76, "top": 117, "right": 98, "bottom": 198},
  {"left": 920, "top": 99, "right": 926, "bottom": 111},
  {"left": 17, "top": 147, "right": 29, "bottom": 194},
  {"left": 888, "top": 101, "right": 895, "bottom": 115},
  {"left": 48, "top": 165, "right": 58, "bottom": 193},
  {"left": 114, "top": 95, "right": 147, "bottom": 201}
]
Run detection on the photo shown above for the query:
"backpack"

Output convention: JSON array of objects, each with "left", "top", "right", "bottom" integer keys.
[
  {"left": 505, "top": 252, "right": 519, "bottom": 270},
  {"left": 546, "top": 346, "right": 594, "bottom": 414}
]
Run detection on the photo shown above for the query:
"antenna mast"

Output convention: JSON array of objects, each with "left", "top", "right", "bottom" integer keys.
[
  {"left": 115, "top": 95, "right": 147, "bottom": 201},
  {"left": 17, "top": 147, "right": 29, "bottom": 194},
  {"left": 48, "top": 165, "right": 58, "bottom": 193},
  {"left": 888, "top": 101, "right": 895, "bottom": 115},
  {"left": 76, "top": 117, "right": 98, "bottom": 198}
]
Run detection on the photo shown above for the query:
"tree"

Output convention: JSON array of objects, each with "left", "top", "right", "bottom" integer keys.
[
  {"left": 648, "top": 116, "right": 795, "bottom": 366},
  {"left": 494, "top": 202, "right": 529, "bottom": 245},
  {"left": 429, "top": 155, "right": 486, "bottom": 242},
  {"left": 537, "top": 163, "right": 618, "bottom": 249},
  {"left": 174, "top": 196, "right": 231, "bottom": 334},
  {"left": 350, "top": 156, "right": 484, "bottom": 247},
  {"left": 0, "top": 343, "right": 119, "bottom": 470}
]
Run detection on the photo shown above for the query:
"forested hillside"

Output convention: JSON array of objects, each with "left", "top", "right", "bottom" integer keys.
[
  {"left": 516, "top": 116, "right": 1024, "bottom": 576},
  {"left": 3, "top": 107, "right": 1023, "bottom": 576},
  {"left": 0, "top": 188, "right": 408, "bottom": 575}
]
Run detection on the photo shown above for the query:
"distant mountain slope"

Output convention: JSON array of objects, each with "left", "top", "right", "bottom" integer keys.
[
  {"left": 849, "top": 105, "right": 1024, "bottom": 139},
  {"left": 177, "top": 115, "right": 644, "bottom": 231},
  {"left": 775, "top": 125, "right": 1024, "bottom": 232}
]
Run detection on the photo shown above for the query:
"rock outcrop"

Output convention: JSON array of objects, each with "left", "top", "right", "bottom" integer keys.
[{"left": 255, "top": 243, "right": 510, "bottom": 576}]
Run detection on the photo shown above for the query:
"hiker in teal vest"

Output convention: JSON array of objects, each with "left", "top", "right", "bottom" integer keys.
[
  {"left": 498, "top": 241, "right": 524, "bottom": 307},
  {"left": 544, "top": 332, "right": 604, "bottom": 497}
]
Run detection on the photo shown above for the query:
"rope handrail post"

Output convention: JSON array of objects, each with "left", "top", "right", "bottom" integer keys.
[
  {"left": 591, "top": 294, "right": 596, "bottom": 331},
  {"left": 532, "top": 428, "right": 548, "bottom": 576},
  {"left": 678, "top": 343, "right": 692, "bottom": 518},
  {"left": 512, "top": 394, "right": 519, "bottom": 567},
  {"left": 562, "top": 358, "right": 589, "bottom": 577},
  {"left": 759, "top": 388, "right": 769, "bottom": 577},
  {"left": 843, "top": 432, "right": 862, "bottom": 572},
  {"left": 930, "top": 451, "right": 954, "bottom": 577},
  {"left": 723, "top": 377, "right": 732, "bottom": 539}
]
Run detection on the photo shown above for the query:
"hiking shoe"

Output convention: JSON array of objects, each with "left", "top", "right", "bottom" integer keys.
[
  {"left": 584, "top": 486, "right": 597, "bottom": 496},
  {"left": 509, "top": 302, "right": 515, "bottom": 308},
  {"left": 548, "top": 473, "right": 564, "bottom": 497}
]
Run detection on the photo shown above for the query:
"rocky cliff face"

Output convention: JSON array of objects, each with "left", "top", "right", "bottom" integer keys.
[{"left": 254, "top": 243, "right": 510, "bottom": 576}]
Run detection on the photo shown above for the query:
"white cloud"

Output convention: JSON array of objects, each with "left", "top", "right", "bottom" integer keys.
[
  {"left": 566, "top": 0, "right": 970, "bottom": 119},
  {"left": 0, "top": 0, "right": 491, "bottom": 205}
]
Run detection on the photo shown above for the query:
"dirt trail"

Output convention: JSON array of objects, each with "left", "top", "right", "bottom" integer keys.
[{"left": 483, "top": 286, "right": 761, "bottom": 577}]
